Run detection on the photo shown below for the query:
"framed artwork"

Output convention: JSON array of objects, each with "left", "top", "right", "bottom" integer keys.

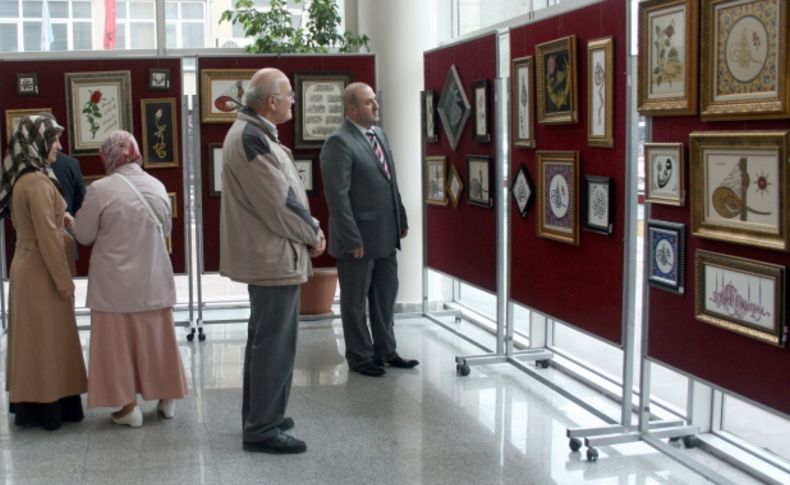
[
  {"left": 421, "top": 90, "right": 439, "bottom": 144},
  {"left": 168, "top": 192, "right": 177, "bottom": 218},
  {"left": 647, "top": 219, "right": 686, "bottom": 294},
  {"left": 148, "top": 68, "right": 171, "bottom": 91},
  {"left": 471, "top": 79, "right": 490, "bottom": 143},
  {"left": 700, "top": 0, "right": 790, "bottom": 120},
  {"left": 208, "top": 143, "right": 223, "bottom": 197},
  {"left": 645, "top": 142, "right": 685, "bottom": 206},
  {"left": 166, "top": 235, "right": 173, "bottom": 255},
  {"left": 140, "top": 98, "right": 179, "bottom": 169},
  {"left": 690, "top": 130, "right": 788, "bottom": 251},
  {"left": 536, "top": 151, "right": 580, "bottom": 245},
  {"left": 294, "top": 73, "right": 350, "bottom": 149},
  {"left": 587, "top": 37, "right": 614, "bottom": 147},
  {"left": 637, "top": 0, "right": 699, "bottom": 115},
  {"left": 200, "top": 69, "right": 255, "bottom": 123},
  {"left": 437, "top": 65, "right": 471, "bottom": 151},
  {"left": 535, "top": 35, "right": 578, "bottom": 124},
  {"left": 447, "top": 163, "right": 463, "bottom": 209},
  {"left": 16, "top": 73, "right": 38, "bottom": 95},
  {"left": 425, "top": 156, "right": 448, "bottom": 206},
  {"left": 466, "top": 155, "right": 492, "bottom": 208},
  {"left": 583, "top": 175, "right": 613, "bottom": 235},
  {"left": 65, "top": 70, "right": 133, "bottom": 155},
  {"left": 5, "top": 108, "right": 51, "bottom": 141},
  {"left": 511, "top": 164, "right": 533, "bottom": 218},
  {"left": 294, "top": 156, "right": 316, "bottom": 196},
  {"left": 512, "top": 56, "right": 535, "bottom": 148},
  {"left": 695, "top": 250, "right": 786, "bottom": 347}
]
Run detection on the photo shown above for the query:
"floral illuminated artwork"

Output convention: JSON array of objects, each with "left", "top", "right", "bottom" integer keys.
[
  {"left": 200, "top": 69, "right": 256, "bottom": 123},
  {"left": 536, "top": 36, "right": 578, "bottom": 124},
  {"left": 83, "top": 90, "right": 103, "bottom": 139},
  {"left": 66, "top": 71, "right": 132, "bottom": 155},
  {"left": 141, "top": 98, "right": 179, "bottom": 169},
  {"left": 536, "top": 151, "right": 579, "bottom": 245}
]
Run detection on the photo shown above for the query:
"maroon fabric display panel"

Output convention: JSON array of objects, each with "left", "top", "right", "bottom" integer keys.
[
  {"left": 424, "top": 34, "right": 498, "bottom": 293},
  {"left": 0, "top": 58, "right": 185, "bottom": 275},
  {"left": 198, "top": 55, "right": 376, "bottom": 273},
  {"left": 508, "top": 0, "right": 627, "bottom": 345},
  {"left": 650, "top": 116, "right": 790, "bottom": 415}
]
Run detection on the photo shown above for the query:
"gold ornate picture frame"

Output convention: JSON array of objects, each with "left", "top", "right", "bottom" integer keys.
[
  {"left": 645, "top": 142, "right": 685, "bottom": 206},
  {"left": 447, "top": 163, "right": 463, "bottom": 209},
  {"left": 535, "top": 35, "right": 578, "bottom": 124},
  {"left": 536, "top": 151, "right": 580, "bottom": 245},
  {"left": 425, "top": 156, "right": 448, "bottom": 206},
  {"left": 587, "top": 37, "right": 614, "bottom": 147},
  {"left": 200, "top": 69, "right": 255, "bottom": 124}
]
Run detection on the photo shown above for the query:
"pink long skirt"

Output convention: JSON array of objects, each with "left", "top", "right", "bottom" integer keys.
[{"left": 88, "top": 309, "right": 188, "bottom": 408}]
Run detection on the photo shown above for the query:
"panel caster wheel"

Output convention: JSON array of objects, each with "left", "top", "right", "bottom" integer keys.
[
  {"left": 454, "top": 315, "right": 462, "bottom": 323},
  {"left": 198, "top": 328, "right": 206, "bottom": 342},
  {"left": 536, "top": 359, "right": 550, "bottom": 369},
  {"left": 669, "top": 437, "right": 680, "bottom": 443},
  {"left": 456, "top": 364, "right": 471, "bottom": 376},
  {"left": 569, "top": 438, "right": 582, "bottom": 452},
  {"left": 186, "top": 329, "right": 195, "bottom": 342},
  {"left": 682, "top": 435, "right": 697, "bottom": 449},
  {"left": 586, "top": 447, "right": 599, "bottom": 462}
]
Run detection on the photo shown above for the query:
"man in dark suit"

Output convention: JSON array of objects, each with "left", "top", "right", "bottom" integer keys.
[
  {"left": 51, "top": 151, "right": 86, "bottom": 215},
  {"left": 320, "top": 82, "right": 418, "bottom": 377}
]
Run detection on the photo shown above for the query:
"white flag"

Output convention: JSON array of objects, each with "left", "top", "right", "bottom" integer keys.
[{"left": 41, "top": 0, "right": 53, "bottom": 51}]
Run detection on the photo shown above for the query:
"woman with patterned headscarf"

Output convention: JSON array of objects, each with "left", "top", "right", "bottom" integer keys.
[
  {"left": 72, "top": 130, "right": 187, "bottom": 428},
  {"left": 2, "top": 114, "right": 88, "bottom": 430}
]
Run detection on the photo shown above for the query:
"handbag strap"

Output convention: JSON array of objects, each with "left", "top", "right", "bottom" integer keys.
[{"left": 113, "top": 172, "right": 165, "bottom": 238}]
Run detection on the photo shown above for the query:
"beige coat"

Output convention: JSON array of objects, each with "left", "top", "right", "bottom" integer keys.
[{"left": 5, "top": 172, "right": 87, "bottom": 403}]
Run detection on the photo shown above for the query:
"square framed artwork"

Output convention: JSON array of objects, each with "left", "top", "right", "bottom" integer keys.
[
  {"left": 471, "top": 79, "right": 490, "bottom": 143},
  {"left": 421, "top": 90, "right": 439, "bottom": 144},
  {"left": 536, "top": 151, "right": 580, "bottom": 245},
  {"left": 5, "top": 108, "right": 51, "bottom": 141},
  {"left": 294, "top": 73, "right": 351, "bottom": 149},
  {"left": 208, "top": 143, "right": 223, "bottom": 197},
  {"left": 511, "top": 163, "right": 533, "bottom": 218},
  {"left": 466, "top": 155, "right": 492, "bottom": 208},
  {"left": 437, "top": 64, "right": 471, "bottom": 151},
  {"left": 294, "top": 156, "right": 316, "bottom": 196},
  {"left": 16, "top": 73, "right": 38, "bottom": 96},
  {"left": 695, "top": 249, "right": 786, "bottom": 347},
  {"left": 647, "top": 219, "right": 686, "bottom": 294},
  {"left": 168, "top": 192, "right": 178, "bottom": 218},
  {"left": 583, "top": 175, "right": 613, "bottom": 235},
  {"left": 645, "top": 142, "right": 685, "bottom": 206},
  {"left": 535, "top": 35, "right": 578, "bottom": 124},
  {"left": 690, "top": 130, "right": 788, "bottom": 251},
  {"left": 512, "top": 56, "right": 535, "bottom": 148},
  {"left": 425, "top": 156, "right": 448, "bottom": 206},
  {"left": 700, "top": 0, "right": 790, "bottom": 120},
  {"left": 148, "top": 68, "right": 171, "bottom": 91},
  {"left": 447, "top": 163, "right": 464, "bottom": 209},
  {"left": 637, "top": 0, "right": 699, "bottom": 115},
  {"left": 200, "top": 69, "right": 255, "bottom": 124},
  {"left": 65, "top": 70, "right": 133, "bottom": 155},
  {"left": 140, "top": 98, "right": 179, "bottom": 169},
  {"left": 587, "top": 37, "right": 614, "bottom": 147}
]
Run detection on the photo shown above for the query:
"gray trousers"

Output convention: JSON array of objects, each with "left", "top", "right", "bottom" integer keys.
[
  {"left": 336, "top": 253, "right": 398, "bottom": 369},
  {"left": 242, "top": 284, "right": 299, "bottom": 442}
]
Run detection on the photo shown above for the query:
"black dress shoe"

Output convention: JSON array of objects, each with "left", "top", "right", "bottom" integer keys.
[
  {"left": 352, "top": 362, "right": 386, "bottom": 377},
  {"left": 277, "top": 417, "right": 294, "bottom": 431},
  {"left": 375, "top": 354, "right": 420, "bottom": 369},
  {"left": 243, "top": 433, "right": 307, "bottom": 454}
]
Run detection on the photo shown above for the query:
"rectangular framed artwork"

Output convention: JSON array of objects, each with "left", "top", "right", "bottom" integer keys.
[
  {"left": 587, "top": 37, "right": 614, "bottom": 147},
  {"left": 16, "top": 73, "right": 39, "bottom": 95},
  {"left": 208, "top": 143, "right": 223, "bottom": 197},
  {"left": 511, "top": 56, "right": 535, "bottom": 148},
  {"left": 466, "top": 155, "right": 492, "bottom": 208},
  {"left": 700, "top": 0, "right": 790, "bottom": 120},
  {"left": 421, "top": 90, "right": 439, "bottom": 144},
  {"left": 5, "top": 108, "right": 51, "bottom": 141},
  {"left": 148, "top": 68, "right": 171, "bottom": 91},
  {"left": 471, "top": 79, "right": 490, "bottom": 143},
  {"left": 294, "top": 73, "right": 350, "bottom": 149},
  {"left": 200, "top": 69, "right": 255, "bottom": 124},
  {"left": 437, "top": 65, "right": 471, "bottom": 151},
  {"left": 140, "top": 98, "right": 179, "bottom": 169},
  {"left": 535, "top": 35, "right": 578, "bottom": 124},
  {"left": 65, "top": 70, "right": 133, "bottom": 155},
  {"left": 695, "top": 249, "right": 786, "bottom": 347},
  {"left": 645, "top": 142, "right": 685, "bottom": 206},
  {"left": 647, "top": 219, "right": 686, "bottom": 294},
  {"left": 690, "top": 130, "right": 788, "bottom": 251},
  {"left": 583, "top": 175, "right": 613, "bottom": 235},
  {"left": 425, "top": 156, "right": 448, "bottom": 206},
  {"left": 168, "top": 192, "right": 177, "bottom": 218},
  {"left": 536, "top": 151, "right": 580, "bottom": 245},
  {"left": 294, "top": 156, "right": 316, "bottom": 196}
]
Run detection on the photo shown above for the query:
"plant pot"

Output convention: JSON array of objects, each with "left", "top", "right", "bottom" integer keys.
[{"left": 299, "top": 267, "right": 338, "bottom": 315}]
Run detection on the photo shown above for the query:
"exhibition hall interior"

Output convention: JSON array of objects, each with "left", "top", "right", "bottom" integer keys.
[{"left": 0, "top": 0, "right": 788, "bottom": 483}]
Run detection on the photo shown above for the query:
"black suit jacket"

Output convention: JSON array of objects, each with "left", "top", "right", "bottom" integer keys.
[{"left": 51, "top": 152, "right": 86, "bottom": 214}]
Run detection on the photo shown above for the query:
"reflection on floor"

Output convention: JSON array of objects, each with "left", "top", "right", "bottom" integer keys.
[{"left": 0, "top": 316, "right": 762, "bottom": 484}]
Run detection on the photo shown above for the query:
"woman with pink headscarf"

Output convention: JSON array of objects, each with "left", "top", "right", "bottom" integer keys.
[{"left": 72, "top": 130, "right": 187, "bottom": 428}]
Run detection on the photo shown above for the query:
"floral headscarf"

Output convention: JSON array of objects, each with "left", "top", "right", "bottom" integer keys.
[
  {"left": 100, "top": 130, "right": 143, "bottom": 173},
  {"left": 0, "top": 114, "right": 63, "bottom": 218}
]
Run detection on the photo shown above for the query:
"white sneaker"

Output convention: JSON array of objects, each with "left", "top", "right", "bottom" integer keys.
[
  {"left": 157, "top": 399, "right": 175, "bottom": 419},
  {"left": 111, "top": 406, "right": 143, "bottom": 428}
]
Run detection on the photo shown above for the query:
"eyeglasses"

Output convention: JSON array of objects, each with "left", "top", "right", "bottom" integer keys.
[{"left": 275, "top": 90, "right": 295, "bottom": 99}]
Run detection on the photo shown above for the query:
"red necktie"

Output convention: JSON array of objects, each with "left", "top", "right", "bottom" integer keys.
[{"left": 366, "top": 130, "right": 390, "bottom": 179}]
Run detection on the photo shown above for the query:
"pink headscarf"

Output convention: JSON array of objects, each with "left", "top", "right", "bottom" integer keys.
[{"left": 100, "top": 130, "right": 142, "bottom": 173}]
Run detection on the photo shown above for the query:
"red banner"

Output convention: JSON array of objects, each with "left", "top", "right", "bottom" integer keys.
[{"left": 104, "top": 0, "right": 116, "bottom": 49}]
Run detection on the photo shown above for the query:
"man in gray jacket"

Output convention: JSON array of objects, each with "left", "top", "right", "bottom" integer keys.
[
  {"left": 320, "top": 82, "right": 418, "bottom": 377},
  {"left": 220, "top": 68, "right": 325, "bottom": 454}
]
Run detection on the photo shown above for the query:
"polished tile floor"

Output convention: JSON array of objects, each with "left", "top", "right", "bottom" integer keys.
[{"left": 0, "top": 315, "right": 763, "bottom": 484}]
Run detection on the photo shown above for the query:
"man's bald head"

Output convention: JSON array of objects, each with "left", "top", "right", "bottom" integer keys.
[
  {"left": 245, "top": 68, "right": 289, "bottom": 111},
  {"left": 343, "top": 82, "right": 372, "bottom": 109}
]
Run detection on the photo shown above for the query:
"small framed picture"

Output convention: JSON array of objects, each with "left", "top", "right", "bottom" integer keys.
[
  {"left": 425, "top": 156, "right": 448, "bottom": 206},
  {"left": 471, "top": 79, "right": 490, "bottom": 143},
  {"left": 438, "top": 65, "right": 471, "bottom": 151},
  {"left": 583, "top": 175, "right": 613, "bottom": 235},
  {"left": 140, "top": 98, "right": 179, "bottom": 169},
  {"left": 587, "top": 37, "right": 614, "bottom": 147},
  {"left": 536, "top": 151, "right": 580, "bottom": 245},
  {"left": 208, "top": 143, "right": 223, "bottom": 197},
  {"left": 512, "top": 56, "right": 535, "bottom": 148},
  {"left": 294, "top": 156, "right": 316, "bottom": 196},
  {"left": 421, "top": 90, "right": 439, "bottom": 144},
  {"left": 168, "top": 192, "right": 178, "bottom": 218},
  {"left": 645, "top": 142, "right": 685, "bottom": 206},
  {"left": 535, "top": 35, "right": 578, "bottom": 124},
  {"left": 647, "top": 219, "right": 686, "bottom": 294},
  {"left": 148, "top": 68, "right": 171, "bottom": 91},
  {"left": 16, "top": 73, "right": 38, "bottom": 95},
  {"left": 511, "top": 164, "right": 533, "bottom": 218},
  {"left": 466, "top": 155, "right": 492, "bottom": 208},
  {"left": 447, "top": 163, "right": 463, "bottom": 209}
]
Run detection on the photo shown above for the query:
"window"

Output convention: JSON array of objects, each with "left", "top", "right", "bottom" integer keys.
[
  {"left": 165, "top": 0, "right": 206, "bottom": 49},
  {"left": 0, "top": 0, "right": 92, "bottom": 53},
  {"left": 114, "top": 0, "right": 156, "bottom": 49}
]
